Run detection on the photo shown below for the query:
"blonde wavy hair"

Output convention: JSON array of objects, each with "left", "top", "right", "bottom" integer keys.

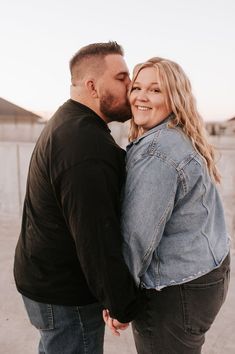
[{"left": 129, "top": 57, "right": 221, "bottom": 183}]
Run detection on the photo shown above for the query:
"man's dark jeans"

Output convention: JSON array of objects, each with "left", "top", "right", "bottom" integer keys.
[{"left": 22, "top": 296, "right": 105, "bottom": 354}]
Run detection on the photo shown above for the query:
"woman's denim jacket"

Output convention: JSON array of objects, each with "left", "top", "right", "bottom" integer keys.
[{"left": 122, "top": 117, "right": 230, "bottom": 290}]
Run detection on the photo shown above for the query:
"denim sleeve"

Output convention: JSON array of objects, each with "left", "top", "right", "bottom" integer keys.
[{"left": 122, "top": 155, "right": 178, "bottom": 285}]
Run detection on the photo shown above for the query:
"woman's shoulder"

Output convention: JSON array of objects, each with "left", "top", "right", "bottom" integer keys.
[
  {"left": 150, "top": 125, "right": 197, "bottom": 165},
  {"left": 127, "top": 124, "right": 198, "bottom": 165}
]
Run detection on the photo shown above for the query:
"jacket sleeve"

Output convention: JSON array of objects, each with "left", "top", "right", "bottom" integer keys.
[
  {"left": 56, "top": 159, "right": 142, "bottom": 323},
  {"left": 122, "top": 155, "right": 178, "bottom": 285}
]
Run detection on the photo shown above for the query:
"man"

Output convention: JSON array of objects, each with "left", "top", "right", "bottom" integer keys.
[{"left": 14, "top": 42, "right": 141, "bottom": 354}]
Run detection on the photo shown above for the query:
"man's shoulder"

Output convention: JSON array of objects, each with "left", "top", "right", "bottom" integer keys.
[{"left": 46, "top": 104, "right": 101, "bottom": 143}]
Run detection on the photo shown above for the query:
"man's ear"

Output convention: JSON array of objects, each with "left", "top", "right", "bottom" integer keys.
[{"left": 85, "top": 79, "right": 98, "bottom": 98}]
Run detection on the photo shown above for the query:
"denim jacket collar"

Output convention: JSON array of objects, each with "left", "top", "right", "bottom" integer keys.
[{"left": 127, "top": 112, "right": 175, "bottom": 150}]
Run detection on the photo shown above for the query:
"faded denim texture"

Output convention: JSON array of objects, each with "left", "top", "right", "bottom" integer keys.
[
  {"left": 22, "top": 296, "right": 105, "bottom": 354},
  {"left": 122, "top": 117, "right": 230, "bottom": 290}
]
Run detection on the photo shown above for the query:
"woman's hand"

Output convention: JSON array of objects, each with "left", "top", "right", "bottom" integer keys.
[{"left": 103, "top": 309, "right": 129, "bottom": 336}]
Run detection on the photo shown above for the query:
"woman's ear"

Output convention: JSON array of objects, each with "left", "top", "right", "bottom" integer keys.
[{"left": 85, "top": 79, "right": 98, "bottom": 98}]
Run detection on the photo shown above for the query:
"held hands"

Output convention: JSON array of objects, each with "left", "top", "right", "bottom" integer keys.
[{"left": 103, "top": 309, "right": 129, "bottom": 336}]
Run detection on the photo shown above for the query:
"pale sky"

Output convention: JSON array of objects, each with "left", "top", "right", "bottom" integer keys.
[{"left": 0, "top": 0, "right": 234, "bottom": 121}]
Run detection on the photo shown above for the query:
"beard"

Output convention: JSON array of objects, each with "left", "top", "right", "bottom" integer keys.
[{"left": 100, "top": 92, "right": 132, "bottom": 123}]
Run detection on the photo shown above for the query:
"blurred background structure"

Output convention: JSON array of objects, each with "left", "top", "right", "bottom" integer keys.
[
  {"left": 1, "top": 97, "right": 234, "bottom": 247},
  {"left": 0, "top": 97, "right": 44, "bottom": 216}
]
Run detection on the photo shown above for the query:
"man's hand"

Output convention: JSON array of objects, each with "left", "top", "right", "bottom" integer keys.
[{"left": 103, "top": 309, "right": 129, "bottom": 336}]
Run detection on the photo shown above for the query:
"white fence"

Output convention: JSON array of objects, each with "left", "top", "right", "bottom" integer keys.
[{"left": 0, "top": 142, "right": 34, "bottom": 217}]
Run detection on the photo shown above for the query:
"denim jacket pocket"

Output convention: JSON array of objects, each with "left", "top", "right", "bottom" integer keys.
[
  {"left": 22, "top": 295, "right": 54, "bottom": 330},
  {"left": 180, "top": 277, "right": 226, "bottom": 335}
]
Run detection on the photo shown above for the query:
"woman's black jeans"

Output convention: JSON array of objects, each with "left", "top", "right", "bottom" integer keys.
[{"left": 132, "top": 254, "right": 230, "bottom": 354}]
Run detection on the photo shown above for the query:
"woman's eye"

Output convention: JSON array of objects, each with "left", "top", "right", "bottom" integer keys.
[{"left": 131, "top": 86, "right": 140, "bottom": 91}]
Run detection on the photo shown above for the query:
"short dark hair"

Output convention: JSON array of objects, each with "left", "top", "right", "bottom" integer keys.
[{"left": 69, "top": 41, "right": 124, "bottom": 83}]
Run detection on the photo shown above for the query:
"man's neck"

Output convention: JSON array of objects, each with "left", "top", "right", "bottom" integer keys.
[{"left": 70, "top": 94, "right": 108, "bottom": 124}]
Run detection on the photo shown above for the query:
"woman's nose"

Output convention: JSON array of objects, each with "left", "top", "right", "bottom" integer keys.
[{"left": 136, "top": 90, "right": 148, "bottom": 101}]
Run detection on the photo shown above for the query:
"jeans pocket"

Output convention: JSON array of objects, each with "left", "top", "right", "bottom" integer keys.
[
  {"left": 22, "top": 295, "right": 54, "bottom": 330},
  {"left": 181, "top": 277, "right": 226, "bottom": 335}
]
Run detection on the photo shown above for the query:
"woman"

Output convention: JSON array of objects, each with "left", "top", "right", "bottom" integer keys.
[{"left": 104, "top": 57, "right": 230, "bottom": 353}]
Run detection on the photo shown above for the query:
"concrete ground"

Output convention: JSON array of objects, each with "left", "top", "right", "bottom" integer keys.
[{"left": 0, "top": 216, "right": 234, "bottom": 354}]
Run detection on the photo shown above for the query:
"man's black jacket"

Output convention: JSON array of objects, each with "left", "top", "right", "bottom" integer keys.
[{"left": 14, "top": 99, "right": 141, "bottom": 322}]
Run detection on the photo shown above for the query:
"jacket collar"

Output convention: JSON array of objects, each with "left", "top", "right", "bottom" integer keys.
[{"left": 128, "top": 112, "right": 175, "bottom": 148}]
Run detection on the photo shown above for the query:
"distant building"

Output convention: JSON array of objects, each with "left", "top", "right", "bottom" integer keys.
[
  {"left": 0, "top": 97, "right": 45, "bottom": 142},
  {"left": 206, "top": 117, "right": 235, "bottom": 136},
  {"left": 204, "top": 117, "right": 235, "bottom": 247},
  {"left": 0, "top": 97, "right": 45, "bottom": 216}
]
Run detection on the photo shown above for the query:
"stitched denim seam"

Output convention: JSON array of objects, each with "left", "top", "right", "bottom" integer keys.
[
  {"left": 47, "top": 304, "right": 54, "bottom": 330},
  {"left": 183, "top": 277, "right": 224, "bottom": 289},
  {"left": 142, "top": 197, "right": 174, "bottom": 267},
  {"left": 180, "top": 285, "right": 190, "bottom": 332},
  {"left": 178, "top": 169, "right": 187, "bottom": 194},
  {"left": 201, "top": 182, "right": 219, "bottom": 265},
  {"left": 76, "top": 306, "right": 88, "bottom": 354}
]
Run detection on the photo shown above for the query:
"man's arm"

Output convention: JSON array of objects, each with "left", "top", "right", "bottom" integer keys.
[{"left": 56, "top": 159, "right": 142, "bottom": 323}]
